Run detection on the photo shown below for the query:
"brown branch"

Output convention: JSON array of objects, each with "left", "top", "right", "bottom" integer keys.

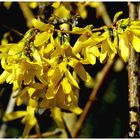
[
  {"left": 0, "top": 24, "right": 23, "bottom": 37},
  {"left": 28, "top": 129, "right": 62, "bottom": 138},
  {"left": 72, "top": 56, "right": 117, "bottom": 138},
  {"left": 54, "top": 25, "right": 114, "bottom": 35},
  {"left": 128, "top": 2, "right": 140, "bottom": 138},
  {"left": 96, "top": 2, "right": 112, "bottom": 25}
]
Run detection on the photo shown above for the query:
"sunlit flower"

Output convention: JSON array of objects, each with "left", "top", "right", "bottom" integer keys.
[
  {"left": 1, "top": 10, "right": 140, "bottom": 138},
  {"left": 0, "top": 43, "right": 45, "bottom": 90},
  {"left": 99, "top": 30, "right": 117, "bottom": 63}
]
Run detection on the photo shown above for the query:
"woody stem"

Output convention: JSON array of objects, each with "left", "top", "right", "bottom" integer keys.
[{"left": 128, "top": 2, "right": 140, "bottom": 138}]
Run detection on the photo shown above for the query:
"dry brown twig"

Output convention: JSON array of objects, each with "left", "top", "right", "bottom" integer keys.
[
  {"left": 28, "top": 129, "right": 63, "bottom": 138},
  {"left": 72, "top": 57, "right": 117, "bottom": 138}
]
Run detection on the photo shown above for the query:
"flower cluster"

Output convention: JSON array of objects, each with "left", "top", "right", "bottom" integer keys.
[
  {"left": 0, "top": 11, "right": 140, "bottom": 137},
  {"left": 52, "top": 2, "right": 101, "bottom": 19}
]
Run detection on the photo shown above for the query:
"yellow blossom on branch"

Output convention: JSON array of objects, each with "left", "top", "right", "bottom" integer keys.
[{"left": 0, "top": 9, "right": 140, "bottom": 137}]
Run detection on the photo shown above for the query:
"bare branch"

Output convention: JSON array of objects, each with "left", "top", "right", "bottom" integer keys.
[
  {"left": 72, "top": 57, "right": 117, "bottom": 138},
  {"left": 0, "top": 90, "right": 20, "bottom": 138},
  {"left": 128, "top": 2, "right": 140, "bottom": 138}
]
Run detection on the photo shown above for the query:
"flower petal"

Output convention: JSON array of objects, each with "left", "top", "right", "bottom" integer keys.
[
  {"left": 51, "top": 107, "right": 64, "bottom": 128},
  {"left": 61, "top": 77, "right": 72, "bottom": 94},
  {"left": 74, "top": 62, "right": 91, "bottom": 82},
  {"left": 45, "top": 84, "right": 60, "bottom": 99},
  {"left": 54, "top": 5, "right": 70, "bottom": 18},
  {"left": 52, "top": 2, "right": 60, "bottom": 8},
  {"left": 65, "top": 69, "right": 79, "bottom": 89},
  {"left": 132, "top": 35, "right": 140, "bottom": 52},
  {"left": 72, "top": 32, "right": 92, "bottom": 54},
  {"left": 89, "top": 47, "right": 100, "bottom": 57},
  {"left": 3, "top": 111, "right": 26, "bottom": 121},
  {"left": 70, "top": 107, "right": 83, "bottom": 115},
  {"left": 22, "top": 116, "right": 37, "bottom": 138},
  {"left": 44, "top": 43, "right": 54, "bottom": 54},
  {"left": 32, "top": 18, "right": 53, "bottom": 31},
  {"left": 0, "top": 71, "right": 10, "bottom": 84},
  {"left": 50, "top": 67, "right": 64, "bottom": 87},
  {"left": 34, "top": 32, "right": 51, "bottom": 47},
  {"left": 119, "top": 37, "right": 129, "bottom": 62},
  {"left": 87, "top": 53, "right": 96, "bottom": 65}
]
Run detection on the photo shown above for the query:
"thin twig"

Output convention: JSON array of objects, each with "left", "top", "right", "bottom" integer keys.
[
  {"left": 96, "top": 2, "right": 112, "bottom": 25},
  {"left": 72, "top": 57, "right": 117, "bottom": 138},
  {"left": 38, "top": 2, "right": 46, "bottom": 20},
  {"left": 54, "top": 25, "right": 113, "bottom": 35},
  {"left": 0, "top": 24, "right": 23, "bottom": 37},
  {"left": 54, "top": 3, "right": 112, "bottom": 35},
  {"left": 0, "top": 89, "right": 20, "bottom": 138},
  {"left": 28, "top": 129, "right": 62, "bottom": 138},
  {"left": 18, "top": 2, "right": 34, "bottom": 28},
  {"left": 128, "top": 2, "right": 140, "bottom": 138}
]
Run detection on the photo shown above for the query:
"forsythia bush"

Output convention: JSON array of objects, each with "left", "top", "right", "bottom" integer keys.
[{"left": 0, "top": 2, "right": 140, "bottom": 137}]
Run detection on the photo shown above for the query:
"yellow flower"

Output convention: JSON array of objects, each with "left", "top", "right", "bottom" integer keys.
[
  {"left": 32, "top": 18, "right": 54, "bottom": 32},
  {"left": 76, "top": 2, "right": 101, "bottom": 19},
  {"left": 86, "top": 2, "right": 101, "bottom": 8},
  {"left": 118, "top": 33, "right": 130, "bottom": 62},
  {"left": 72, "top": 25, "right": 93, "bottom": 34},
  {"left": 76, "top": 2, "right": 87, "bottom": 19},
  {"left": 0, "top": 42, "right": 24, "bottom": 56},
  {"left": 87, "top": 47, "right": 100, "bottom": 65},
  {"left": 51, "top": 107, "right": 65, "bottom": 128},
  {"left": 54, "top": 4, "right": 70, "bottom": 18},
  {"left": 26, "top": 50, "right": 82, "bottom": 114},
  {"left": 52, "top": 2, "right": 61, "bottom": 8},
  {"left": 0, "top": 26, "right": 49, "bottom": 90},
  {"left": 30, "top": 80, "right": 82, "bottom": 114},
  {"left": 0, "top": 70, "right": 10, "bottom": 84},
  {"left": 65, "top": 69, "right": 79, "bottom": 89},
  {"left": 131, "top": 35, "right": 140, "bottom": 52},
  {"left": 72, "top": 31, "right": 103, "bottom": 55},
  {"left": 99, "top": 31, "right": 117, "bottom": 63},
  {"left": 28, "top": 2, "right": 38, "bottom": 9},
  {"left": 128, "top": 23, "right": 140, "bottom": 52},
  {"left": 1, "top": 32, "right": 10, "bottom": 45},
  {"left": 0, "top": 56, "right": 45, "bottom": 90},
  {"left": 34, "top": 32, "right": 51, "bottom": 47},
  {"left": 3, "top": 105, "right": 39, "bottom": 138},
  {"left": 51, "top": 106, "right": 82, "bottom": 129},
  {"left": 74, "top": 62, "right": 91, "bottom": 82}
]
